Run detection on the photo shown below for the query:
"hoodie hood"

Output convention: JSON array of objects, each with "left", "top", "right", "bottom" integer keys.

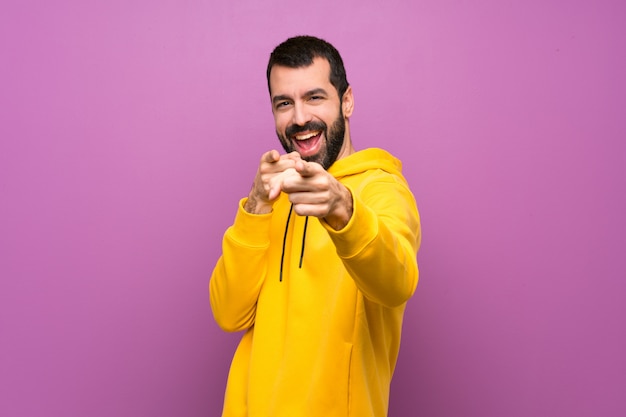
[{"left": 328, "top": 148, "right": 403, "bottom": 179}]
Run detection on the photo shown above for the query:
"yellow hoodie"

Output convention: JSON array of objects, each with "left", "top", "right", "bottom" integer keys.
[{"left": 210, "top": 148, "right": 421, "bottom": 417}]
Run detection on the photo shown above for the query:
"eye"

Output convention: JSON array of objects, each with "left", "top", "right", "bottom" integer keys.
[
  {"left": 307, "top": 95, "right": 326, "bottom": 105},
  {"left": 275, "top": 101, "right": 292, "bottom": 110}
]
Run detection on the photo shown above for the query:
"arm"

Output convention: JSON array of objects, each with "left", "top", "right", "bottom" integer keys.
[
  {"left": 209, "top": 200, "right": 273, "bottom": 332},
  {"left": 279, "top": 160, "right": 421, "bottom": 307},
  {"left": 209, "top": 150, "right": 300, "bottom": 331},
  {"left": 323, "top": 178, "right": 421, "bottom": 308}
]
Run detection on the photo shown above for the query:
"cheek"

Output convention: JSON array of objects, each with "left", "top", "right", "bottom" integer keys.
[
  {"left": 321, "top": 105, "right": 342, "bottom": 122},
  {"left": 274, "top": 114, "right": 289, "bottom": 132}
]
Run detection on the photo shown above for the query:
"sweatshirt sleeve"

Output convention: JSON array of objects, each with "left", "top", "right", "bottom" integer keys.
[
  {"left": 322, "top": 175, "right": 421, "bottom": 308},
  {"left": 209, "top": 198, "right": 271, "bottom": 332}
]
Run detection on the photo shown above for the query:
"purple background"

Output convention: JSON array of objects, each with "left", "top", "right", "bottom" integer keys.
[{"left": 1, "top": 1, "right": 624, "bottom": 416}]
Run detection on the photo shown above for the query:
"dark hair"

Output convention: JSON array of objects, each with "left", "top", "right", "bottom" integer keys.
[{"left": 266, "top": 35, "right": 349, "bottom": 98}]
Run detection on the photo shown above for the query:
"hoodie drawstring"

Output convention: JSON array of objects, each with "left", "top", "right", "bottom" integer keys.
[
  {"left": 279, "top": 204, "right": 308, "bottom": 282},
  {"left": 279, "top": 205, "right": 293, "bottom": 282},
  {"left": 299, "top": 216, "right": 309, "bottom": 268}
]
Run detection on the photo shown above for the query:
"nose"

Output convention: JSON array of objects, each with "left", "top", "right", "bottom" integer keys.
[{"left": 292, "top": 102, "right": 312, "bottom": 126}]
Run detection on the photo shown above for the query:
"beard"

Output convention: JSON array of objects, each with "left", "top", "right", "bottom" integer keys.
[{"left": 276, "top": 109, "right": 346, "bottom": 170}]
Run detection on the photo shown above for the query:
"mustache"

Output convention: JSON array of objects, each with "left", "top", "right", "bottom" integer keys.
[{"left": 285, "top": 121, "right": 326, "bottom": 138}]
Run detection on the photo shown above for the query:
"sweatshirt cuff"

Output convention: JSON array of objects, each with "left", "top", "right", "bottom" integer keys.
[
  {"left": 229, "top": 198, "right": 272, "bottom": 247},
  {"left": 321, "top": 187, "right": 378, "bottom": 258}
]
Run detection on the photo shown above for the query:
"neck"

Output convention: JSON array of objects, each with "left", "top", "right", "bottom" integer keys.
[{"left": 337, "top": 124, "right": 355, "bottom": 160}]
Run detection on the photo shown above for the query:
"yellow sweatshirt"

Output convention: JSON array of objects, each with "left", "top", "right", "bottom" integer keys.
[{"left": 210, "top": 148, "right": 421, "bottom": 417}]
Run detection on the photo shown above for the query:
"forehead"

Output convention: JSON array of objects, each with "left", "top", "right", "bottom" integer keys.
[{"left": 269, "top": 57, "right": 334, "bottom": 97}]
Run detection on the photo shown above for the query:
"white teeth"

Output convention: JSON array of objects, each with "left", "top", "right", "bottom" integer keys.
[{"left": 295, "top": 131, "right": 319, "bottom": 140}]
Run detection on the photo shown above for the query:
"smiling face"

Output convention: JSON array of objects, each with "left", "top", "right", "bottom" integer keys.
[{"left": 269, "top": 57, "right": 354, "bottom": 169}]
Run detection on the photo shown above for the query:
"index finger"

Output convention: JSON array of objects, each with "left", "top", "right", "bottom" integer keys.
[
  {"left": 261, "top": 150, "right": 281, "bottom": 163},
  {"left": 295, "top": 160, "right": 323, "bottom": 177},
  {"left": 279, "top": 151, "right": 302, "bottom": 162}
]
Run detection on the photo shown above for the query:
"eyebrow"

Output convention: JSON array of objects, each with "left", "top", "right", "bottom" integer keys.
[
  {"left": 303, "top": 88, "right": 328, "bottom": 98},
  {"left": 272, "top": 94, "right": 292, "bottom": 106},
  {"left": 272, "top": 88, "right": 329, "bottom": 105}
]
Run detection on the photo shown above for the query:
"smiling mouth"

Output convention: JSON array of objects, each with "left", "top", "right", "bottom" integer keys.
[
  {"left": 294, "top": 131, "right": 322, "bottom": 141},
  {"left": 291, "top": 130, "right": 322, "bottom": 155}
]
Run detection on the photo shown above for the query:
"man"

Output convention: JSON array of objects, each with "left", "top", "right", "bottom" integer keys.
[{"left": 209, "top": 35, "right": 421, "bottom": 417}]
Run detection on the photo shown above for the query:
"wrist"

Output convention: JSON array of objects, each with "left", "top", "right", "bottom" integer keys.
[
  {"left": 323, "top": 186, "right": 353, "bottom": 230},
  {"left": 244, "top": 193, "right": 273, "bottom": 214}
]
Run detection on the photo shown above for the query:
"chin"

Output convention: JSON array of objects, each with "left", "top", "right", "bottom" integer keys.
[{"left": 299, "top": 150, "right": 325, "bottom": 165}]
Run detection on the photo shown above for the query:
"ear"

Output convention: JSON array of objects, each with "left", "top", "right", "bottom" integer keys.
[{"left": 342, "top": 86, "right": 354, "bottom": 118}]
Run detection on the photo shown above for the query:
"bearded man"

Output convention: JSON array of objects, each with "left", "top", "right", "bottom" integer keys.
[{"left": 210, "top": 35, "right": 421, "bottom": 417}]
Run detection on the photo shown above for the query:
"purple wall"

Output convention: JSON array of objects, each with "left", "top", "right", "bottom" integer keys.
[{"left": 1, "top": 1, "right": 624, "bottom": 416}]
